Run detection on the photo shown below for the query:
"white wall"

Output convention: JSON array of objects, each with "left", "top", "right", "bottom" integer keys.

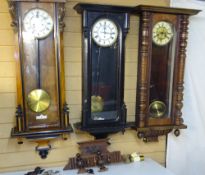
[{"left": 167, "top": 1, "right": 205, "bottom": 175}]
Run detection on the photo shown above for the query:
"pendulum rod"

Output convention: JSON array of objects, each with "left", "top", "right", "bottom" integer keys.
[
  {"left": 36, "top": 39, "right": 41, "bottom": 89},
  {"left": 96, "top": 47, "right": 101, "bottom": 96}
]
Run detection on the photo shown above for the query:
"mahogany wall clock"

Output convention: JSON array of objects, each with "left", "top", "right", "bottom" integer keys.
[
  {"left": 8, "top": 0, "right": 72, "bottom": 158},
  {"left": 74, "top": 3, "right": 132, "bottom": 138},
  {"left": 134, "top": 5, "right": 200, "bottom": 142}
]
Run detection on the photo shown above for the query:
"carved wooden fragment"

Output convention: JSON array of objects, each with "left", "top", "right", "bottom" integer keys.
[{"left": 63, "top": 139, "right": 123, "bottom": 170}]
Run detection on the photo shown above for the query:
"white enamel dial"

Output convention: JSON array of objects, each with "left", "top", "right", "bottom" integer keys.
[
  {"left": 92, "top": 19, "right": 118, "bottom": 47},
  {"left": 23, "top": 8, "right": 53, "bottom": 39},
  {"left": 152, "top": 21, "right": 173, "bottom": 46}
]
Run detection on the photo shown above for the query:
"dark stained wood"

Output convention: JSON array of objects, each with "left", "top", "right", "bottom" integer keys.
[
  {"left": 74, "top": 3, "right": 131, "bottom": 137},
  {"left": 135, "top": 11, "right": 151, "bottom": 128},
  {"left": 147, "top": 118, "right": 171, "bottom": 126},
  {"left": 74, "top": 3, "right": 133, "bottom": 14},
  {"left": 135, "top": 5, "right": 200, "bottom": 141},
  {"left": 134, "top": 5, "right": 201, "bottom": 15},
  {"left": 173, "top": 14, "right": 189, "bottom": 125}
]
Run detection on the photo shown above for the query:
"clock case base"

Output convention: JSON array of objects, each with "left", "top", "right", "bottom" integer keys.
[
  {"left": 11, "top": 126, "right": 73, "bottom": 159},
  {"left": 11, "top": 126, "right": 73, "bottom": 139},
  {"left": 74, "top": 122, "right": 127, "bottom": 139},
  {"left": 136, "top": 124, "right": 187, "bottom": 142}
]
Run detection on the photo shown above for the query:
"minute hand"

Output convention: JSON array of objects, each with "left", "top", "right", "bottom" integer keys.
[{"left": 101, "top": 31, "right": 115, "bottom": 35}]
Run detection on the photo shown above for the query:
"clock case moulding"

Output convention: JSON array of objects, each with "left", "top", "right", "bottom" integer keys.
[
  {"left": 8, "top": 0, "right": 73, "bottom": 158},
  {"left": 133, "top": 5, "right": 200, "bottom": 142},
  {"left": 73, "top": 3, "right": 133, "bottom": 139}
]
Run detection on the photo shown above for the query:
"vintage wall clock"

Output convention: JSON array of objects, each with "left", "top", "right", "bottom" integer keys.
[
  {"left": 134, "top": 5, "right": 200, "bottom": 142},
  {"left": 8, "top": 0, "right": 73, "bottom": 158},
  {"left": 74, "top": 3, "right": 132, "bottom": 138}
]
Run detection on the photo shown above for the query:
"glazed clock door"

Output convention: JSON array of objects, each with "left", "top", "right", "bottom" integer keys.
[
  {"left": 91, "top": 18, "right": 119, "bottom": 122},
  {"left": 74, "top": 4, "right": 131, "bottom": 137},
  {"left": 21, "top": 4, "right": 60, "bottom": 129},
  {"left": 148, "top": 14, "right": 177, "bottom": 125},
  {"left": 134, "top": 5, "right": 200, "bottom": 141}
]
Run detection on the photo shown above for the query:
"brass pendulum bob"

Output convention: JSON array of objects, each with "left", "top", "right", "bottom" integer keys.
[
  {"left": 149, "top": 100, "right": 166, "bottom": 118},
  {"left": 91, "top": 95, "right": 104, "bottom": 113},
  {"left": 27, "top": 89, "right": 51, "bottom": 113}
]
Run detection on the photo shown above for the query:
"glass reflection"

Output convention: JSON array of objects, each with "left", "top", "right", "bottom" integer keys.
[
  {"left": 91, "top": 45, "right": 118, "bottom": 121},
  {"left": 149, "top": 24, "right": 176, "bottom": 118}
]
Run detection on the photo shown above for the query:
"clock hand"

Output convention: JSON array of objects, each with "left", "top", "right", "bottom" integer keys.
[
  {"left": 103, "top": 23, "right": 106, "bottom": 33},
  {"left": 100, "top": 31, "right": 115, "bottom": 35},
  {"left": 36, "top": 11, "right": 39, "bottom": 18}
]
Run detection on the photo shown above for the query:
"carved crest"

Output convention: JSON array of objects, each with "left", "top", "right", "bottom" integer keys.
[
  {"left": 58, "top": 3, "right": 66, "bottom": 32},
  {"left": 7, "top": 0, "right": 18, "bottom": 31}
]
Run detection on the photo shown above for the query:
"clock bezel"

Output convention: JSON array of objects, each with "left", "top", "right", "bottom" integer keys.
[
  {"left": 23, "top": 8, "right": 54, "bottom": 39},
  {"left": 152, "top": 21, "right": 174, "bottom": 46},
  {"left": 91, "top": 18, "right": 118, "bottom": 47}
]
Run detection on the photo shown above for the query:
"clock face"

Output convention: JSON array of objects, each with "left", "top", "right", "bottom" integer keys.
[
  {"left": 152, "top": 21, "right": 173, "bottom": 46},
  {"left": 92, "top": 18, "right": 118, "bottom": 47},
  {"left": 23, "top": 8, "right": 53, "bottom": 39}
]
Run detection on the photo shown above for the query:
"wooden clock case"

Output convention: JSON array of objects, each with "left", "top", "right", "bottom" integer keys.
[
  {"left": 8, "top": 0, "right": 73, "bottom": 158},
  {"left": 134, "top": 5, "right": 200, "bottom": 142},
  {"left": 74, "top": 4, "right": 132, "bottom": 138}
]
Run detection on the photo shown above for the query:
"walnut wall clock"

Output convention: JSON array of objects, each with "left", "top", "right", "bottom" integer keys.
[
  {"left": 74, "top": 3, "right": 132, "bottom": 138},
  {"left": 134, "top": 5, "right": 200, "bottom": 142},
  {"left": 8, "top": 0, "right": 73, "bottom": 158}
]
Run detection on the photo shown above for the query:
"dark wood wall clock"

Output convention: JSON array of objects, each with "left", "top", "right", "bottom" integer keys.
[
  {"left": 74, "top": 3, "right": 132, "bottom": 138},
  {"left": 8, "top": 0, "right": 73, "bottom": 158},
  {"left": 134, "top": 5, "right": 200, "bottom": 142}
]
